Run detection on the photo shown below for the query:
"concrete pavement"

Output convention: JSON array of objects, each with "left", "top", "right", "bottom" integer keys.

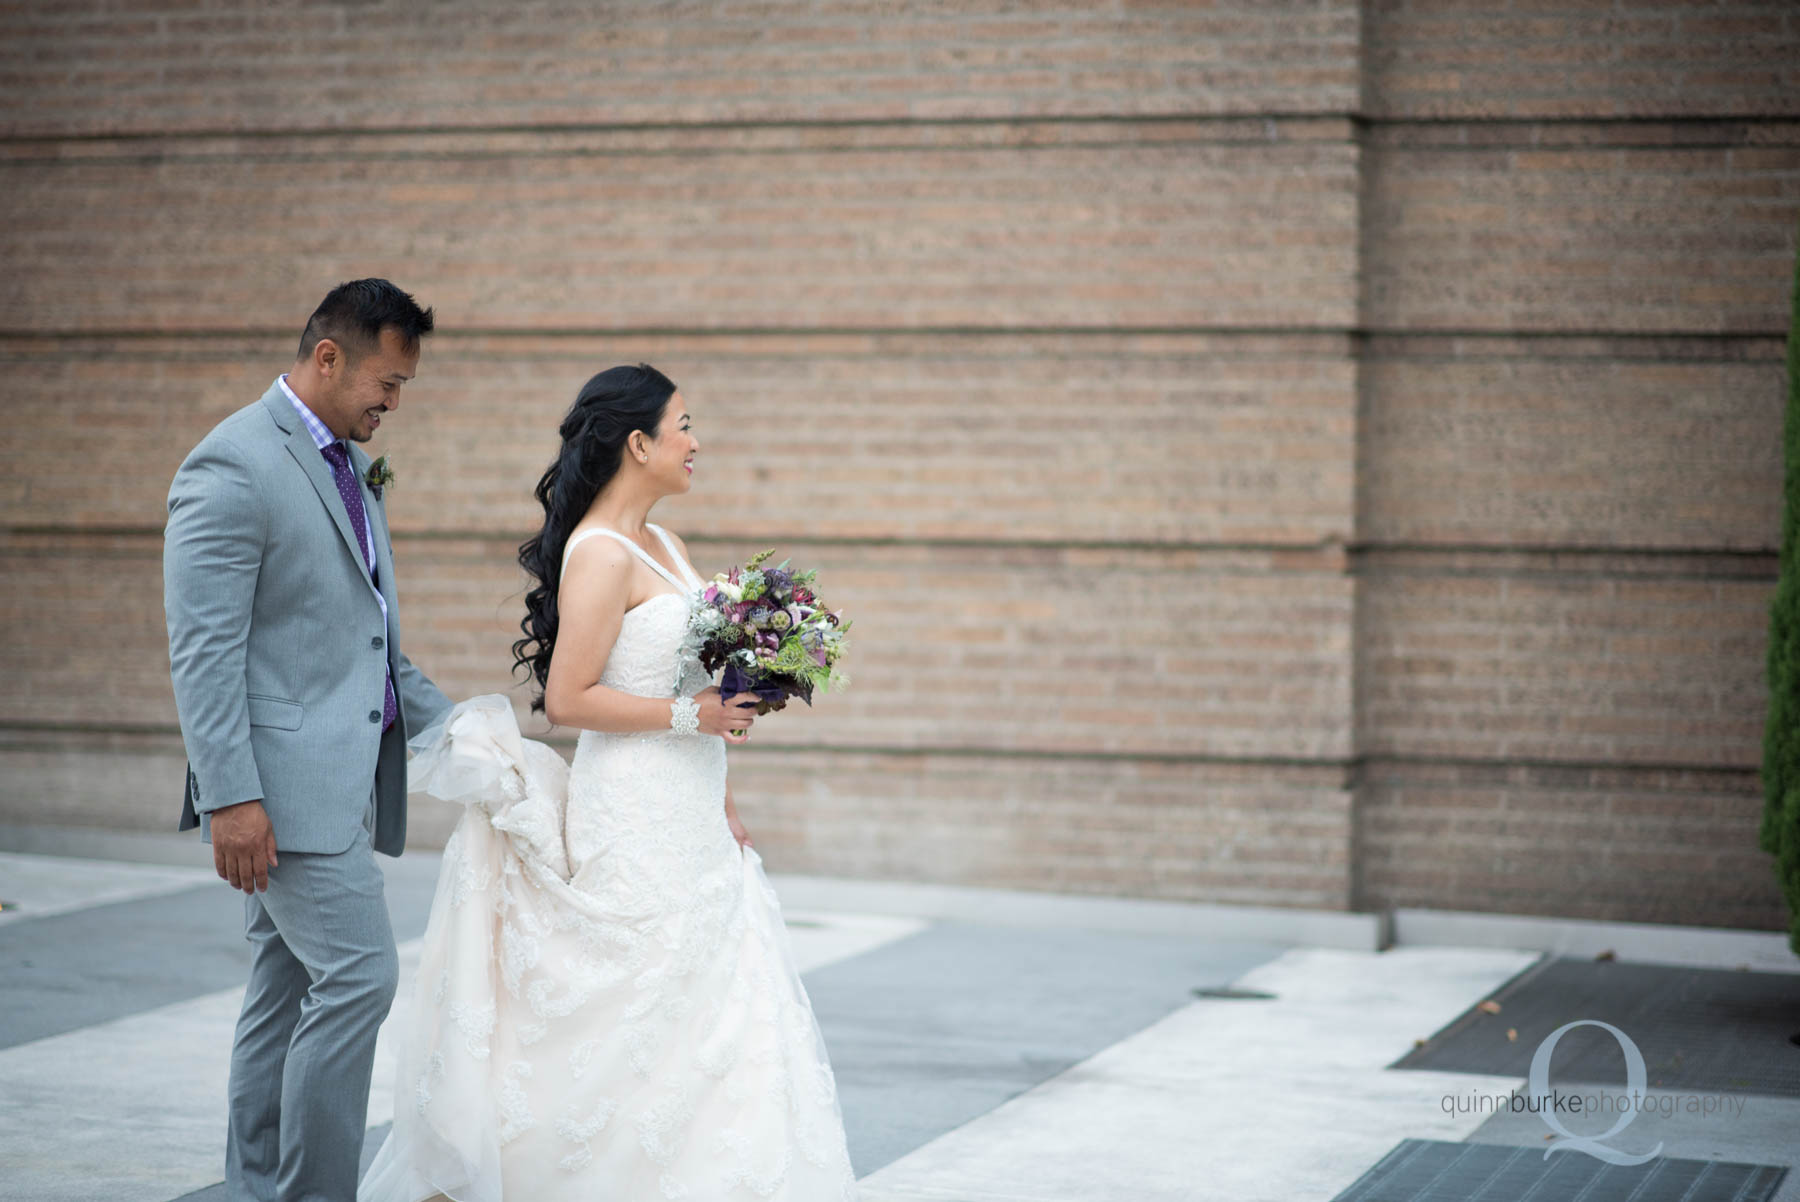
[{"left": 2, "top": 833, "right": 1795, "bottom": 1202}]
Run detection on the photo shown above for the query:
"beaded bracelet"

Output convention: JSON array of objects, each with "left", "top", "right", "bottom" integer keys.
[{"left": 669, "top": 695, "right": 701, "bottom": 736}]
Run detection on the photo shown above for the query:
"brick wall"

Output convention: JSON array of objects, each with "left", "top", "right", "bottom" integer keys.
[
  {"left": 0, "top": 1, "right": 1362, "bottom": 136},
  {"left": 2, "top": 1, "right": 1796, "bottom": 928},
  {"left": 1354, "top": 0, "right": 1799, "bottom": 929}
]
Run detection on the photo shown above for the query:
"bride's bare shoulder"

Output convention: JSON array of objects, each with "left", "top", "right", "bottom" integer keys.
[{"left": 560, "top": 527, "right": 634, "bottom": 587}]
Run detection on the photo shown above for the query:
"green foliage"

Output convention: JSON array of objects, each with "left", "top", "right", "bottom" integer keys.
[{"left": 1762, "top": 225, "right": 1800, "bottom": 953}]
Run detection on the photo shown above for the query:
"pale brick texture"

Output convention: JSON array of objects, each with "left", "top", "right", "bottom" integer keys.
[
  {"left": 0, "top": 0, "right": 1362, "bottom": 137},
  {"left": 1, "top": 1, "right": 1795, "bottom": 930},
  {"left": 1364, "top": 0, "right": 1800, "bottom": 120},
  {"left": 1359, "top": 344, "right": 1785, "bottom": 551},
  {"left": 4, "top": 335, "right": 1359, "bottom": 542},
  {"left": 1363, "top": 140, "right": 1800, "bottom": 333},
  {"left": 0, "top": 133, "right": 1359, "bottom": 332}
]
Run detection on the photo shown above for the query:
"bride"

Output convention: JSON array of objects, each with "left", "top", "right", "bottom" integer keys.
[{"left": 359, "top": 364, "right": 860, "bottom": 1201}]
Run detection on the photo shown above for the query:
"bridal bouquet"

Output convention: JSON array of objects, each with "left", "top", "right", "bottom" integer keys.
[{"left": 680, "top": 549, "right": 850, "bottom": 715}]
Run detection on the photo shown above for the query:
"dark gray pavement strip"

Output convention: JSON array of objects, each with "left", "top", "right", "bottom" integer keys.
[
  {"left": 1393, "top": 957, "right": 1800, "bottom": 1098},
  {"left": 1468, "top": 1086, "right": 1800, "bottom": 1197},
  {"left": 801, "top": 920, "right": 1285, "bottom": 1175},
  {"left": 0, "top": 884, "right": 252, "bottom": 1050},
  {"left": 0, "top": 854, "right": 443, "bottom": 1051},
  {"left": 1331, "top": 1139, "right": 1788, "bottom": 1202}
]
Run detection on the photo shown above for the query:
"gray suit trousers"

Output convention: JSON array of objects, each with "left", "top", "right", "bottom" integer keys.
[{"left": 225, "top": 797, "right": 397, "bottom": 1202}]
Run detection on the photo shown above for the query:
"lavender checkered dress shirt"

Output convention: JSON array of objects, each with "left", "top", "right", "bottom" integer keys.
[{"left": 278, "top": 375, "right": 397, "bottom": 729}]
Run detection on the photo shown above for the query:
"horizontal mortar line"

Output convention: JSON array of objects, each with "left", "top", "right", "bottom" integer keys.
[
  {"left": 1354, "top": 329, "right": 1789, "bottom": 345},
  {"left": 1358, "top": 352, "right": 1787, "bottom": 366},
  {"left": 1351, "top": 540, "right": 1775, "bottom": 557},
  {"left": 1352, "top": 751, "right": 1759, "bottom": 780},
  {"left": 1354, "top": 564, "right": 1775, "bottom": 583},
  {"left": 0, "top": 326, "right": 1787, "bottom": 350},
  {"left": 4, "top": 135, "right": 1782, "bottom": 167},
  {"left": 0, "top": 722, "right": 1762, "bottom": 780},
  {"left": 0, "top": 134, "right": 1330, "bottom": 167},
  {"left": 4, "top": 528, "right": 1778, "bottom": 569},
  {"left": 1359, "top": 112, "right": 1800, "bottom": 128},
  {"left": 2, "top": 109, "right": 1790, "bottom": 147},
  {"left": 436, "top": 531, "right": 1341, "bottom": 555},
  {"left": 0, "top": 133, "right": 1787, "bottom": 168},
  {"left": 517, "top": 739, "right": 1350, "bottom": 769},
  {"left": 0, "top": 721, "right": 1340, "bottom": 767},
  {"left": 0, "top": 324, "right": 1356, "bottom": 341},
  {"left": 1349, "top": 541, "right": 1776, "bottom": 568},
  {"left": 1366, "top": 139, "right": 1800, "bottom": 153},
  {"left": 0, "top": 525, "right": 1346, "bottom": 556},
  {"left": 0, "top": 111, "right": 1350, "bottom": 147}
]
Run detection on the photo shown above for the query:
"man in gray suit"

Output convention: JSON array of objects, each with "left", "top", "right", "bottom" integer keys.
[{"left": 164, "top": 278, "right": 454, "bottom": 1202}]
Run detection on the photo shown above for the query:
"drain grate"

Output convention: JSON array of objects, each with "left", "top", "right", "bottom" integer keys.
[
  {"left": 1393, "top": 958, "right": 1800, "bottom": 1098},
  {"left": 1332, "top": 1139, "right": 1787, "bottom": 1202}
]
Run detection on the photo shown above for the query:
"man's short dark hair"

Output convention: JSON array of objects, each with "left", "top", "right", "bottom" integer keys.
[{"left": 297, "top": 278, "right": 434, "bottom": 363}]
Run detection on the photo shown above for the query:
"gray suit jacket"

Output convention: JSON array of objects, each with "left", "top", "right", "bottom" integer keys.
[{"left": 163, "top": 380, "right": 452, "bottom": 856}]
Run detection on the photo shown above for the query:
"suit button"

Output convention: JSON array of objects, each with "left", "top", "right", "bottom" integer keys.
[
  {"left": 368, "top": 710, "right": 381, "bottom": 723},
  {"left": 371, "top": 636, "right": 384, "bottom": 649}
]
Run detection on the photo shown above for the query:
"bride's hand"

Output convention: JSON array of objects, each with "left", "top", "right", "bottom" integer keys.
[
  {"left": 724, "top": 783, "right": 753, "bottom": 848},
  {"left": 695, "top": 687, "right": 760, "bottom": 743},
  {"left": 726, "top": 805, "right": 753, "bottom": 849}
]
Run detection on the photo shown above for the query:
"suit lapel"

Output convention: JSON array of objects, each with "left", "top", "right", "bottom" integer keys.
[
  {"left": 284, "top": 424, "right": 376, "bottom": 589},
  {"left": 263, "top": 378, "right": 383, "bottom": 609},
  {"left": 352, "top": 445, "right": 400, "bottom": 626}
]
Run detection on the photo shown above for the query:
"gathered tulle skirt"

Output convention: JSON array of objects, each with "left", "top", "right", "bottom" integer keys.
[{"left": 358, "top": 695, "right": 858, "bottom": 1202}]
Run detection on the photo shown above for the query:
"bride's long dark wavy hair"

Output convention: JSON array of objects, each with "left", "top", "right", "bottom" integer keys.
[{"left": 512, "top": 363, "right": 678, "bottom": 712}]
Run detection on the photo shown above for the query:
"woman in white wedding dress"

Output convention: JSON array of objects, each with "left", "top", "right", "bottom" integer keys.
[{"left": 359, "top": 364, "right": 859, "bottom": 1202}]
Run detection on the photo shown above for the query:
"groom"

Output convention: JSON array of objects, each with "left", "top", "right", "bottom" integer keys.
[{"left": 164, "top": 278, "right": 453, "bottom": 1202}]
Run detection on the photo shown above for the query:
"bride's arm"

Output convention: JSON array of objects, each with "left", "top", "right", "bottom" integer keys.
[
  {"left": 542, "top": 537, "right": 678, "bottom": 733},
  {"left": 542, "top": 534, "right": 756, "bottom": 742}
]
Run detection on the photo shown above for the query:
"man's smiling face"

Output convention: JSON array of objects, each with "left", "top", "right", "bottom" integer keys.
[{"left": 314, "top": 325, "right": 419, "bottom": 443}]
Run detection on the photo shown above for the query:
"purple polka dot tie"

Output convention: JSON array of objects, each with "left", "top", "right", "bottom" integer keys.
[{"left": 321, "top": 441, "right": 398, "bottom": 732}]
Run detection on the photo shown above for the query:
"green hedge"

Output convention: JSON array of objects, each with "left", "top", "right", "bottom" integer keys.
[{"left": 1761, "top": 226, "right": 1800, "bottom": 953}]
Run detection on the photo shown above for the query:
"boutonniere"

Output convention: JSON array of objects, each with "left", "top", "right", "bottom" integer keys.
[{"left": 363, "top": 455, "right": 395, "bottom": 500}]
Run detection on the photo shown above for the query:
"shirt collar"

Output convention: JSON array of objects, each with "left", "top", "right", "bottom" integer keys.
[{"left": 278, "top": 374, "right": 339, "bottom": 452}]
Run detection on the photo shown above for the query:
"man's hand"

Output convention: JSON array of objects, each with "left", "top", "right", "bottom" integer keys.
[{"left": 211, "top": 800, "right": 279, "bottom": 894}]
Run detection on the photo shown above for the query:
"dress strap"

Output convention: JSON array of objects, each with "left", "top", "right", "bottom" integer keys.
[
  {"left": 560, "top": 526, "right": 687, "bottom": 593},
  {"left": 647, "top": 523, "right": 705, "bottom": 590}
]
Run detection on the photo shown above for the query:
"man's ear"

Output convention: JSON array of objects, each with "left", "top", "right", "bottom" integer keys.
[{"left": 314, "top": 337, "right": 342, "bottom": 379}]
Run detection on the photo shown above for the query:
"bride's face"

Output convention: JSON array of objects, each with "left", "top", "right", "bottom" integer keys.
[{"left": 635, "top": 391, "right": 697, "bottom": 493}]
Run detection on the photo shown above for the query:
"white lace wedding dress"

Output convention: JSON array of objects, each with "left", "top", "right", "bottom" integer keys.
[{"left": 359, "top": 523, "right": 858, "bottom": 1202}]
